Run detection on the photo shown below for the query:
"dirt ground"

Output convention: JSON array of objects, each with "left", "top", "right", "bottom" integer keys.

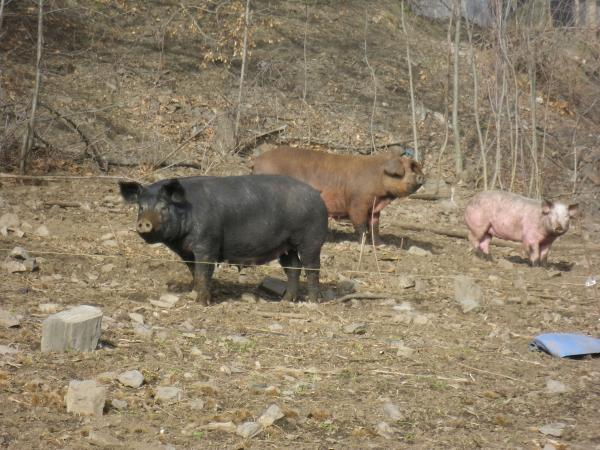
[
  {"left": 2, "top": 0, "right": 600, "bottom": 448},
  {"left": 1, "top": 172, "right": 599, "bottom": 450}
]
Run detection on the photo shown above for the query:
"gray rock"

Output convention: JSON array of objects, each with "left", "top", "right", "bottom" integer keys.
[
  {"left": 38, "top": 303, "right": 60, "bottom": 314},
  {"left": 101, "top": 263, "right": 115, "bottom": 273},
  {"left": 258, "top": 404, "right": 284, "bottom": 427},
  {"left": 343, "top": 323, "right": 367, "bottom": 334},
  {"left": 189, "top": 398, "right": 204, "bottom": 410},
  {"left": 337, "top": 278, "right": 357, "bottom": 295},
  {"left": 545, "top": 379, "right": 569, "bottom": 394},
  {"left": 0, "top": 345, "right": 19, "bottom": 355},
  {"left": 64, "top": 380, "right": 106, "bottom": 416},
  {"left": 9, "top": 246, "right": 29, "bottom": 259},
  {"left": 0, "top": 213, "right": 19, "bottom": 230},
  {"left": 268, "top": 322, "right": 284, "bottom": 332},
  {"left": 407, "top": 246, "right": 432, "bottom": 257},
  {"left": 111, "top": 399, "right": 128, "bottom": 410},
  {"left": 259, "top": 277, "right": 287, "bottom": 297},
  {"left": 454, "top": 276, "right": 482, "bottom": 313},
  {"left": 34, "top": 225, "right": 50, "bottom": 237},
  {"left": 383, "top": 402, "right": 403, "bottom": 421},
  {"left": 236, "top": 421, "right": 262, "bottom": 439},
  {"left": 226, "top": 334, "right": 251, "bottom": 345},
  {"left": 151, "top": 293, "right": 180, "bottom": 308},
  {"left": 396, "top": 275, "right": 416, "bottom": 289},
  {"left": 393, "top": 301, "right": 413, "bottom": 312},
  {"left": 539, "top": 422, "right": 565, "bottom": 437},
  {"left": 118, "top": 370, "right": 144, "bottom": 388},
  {"left": 207, "top": 421, "right": 236, "bottom": 433},
  {"left": 128, "top": 312, "right": 144, "bottom": 324},
  {"left": 497, "top": 259, "right": 513, "bottom": 270},
  {"left": 41, "top": 305, "right": 103, "bottom": 352},
  {"left": 375, "top": 421, "right": 395, "bottom": 439},
  {"left": 240, "top": 292, "right": 257, "bottom": 303},
  {"left": 133, "top": 323, "right": 153, "bottom": 340},
  {"left": 0, "top": 309, "right": 21, "bottom": 328},
  {"left": 155, "top": 386, "right": 183, "bottom": 403},
  {"left": 87, "top": 430, "right": 122, "bottom": 447}
]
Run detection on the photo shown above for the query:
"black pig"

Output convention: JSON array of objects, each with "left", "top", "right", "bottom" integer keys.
[{"left": 119, "top": 175, "right": 328, "bottom": 305}]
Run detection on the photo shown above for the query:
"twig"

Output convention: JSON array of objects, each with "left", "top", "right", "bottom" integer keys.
[
  {"left": 43, "top": 201, "right": 81, "bottom": 208},
  {"left": 370, "top": 197, "right": 381, "bottom": 275},
  {"left": 38, "top": 102, "right": 107, "bottom": 172},
  {"left": 19, "top": 0, "right": 44, "bottom": 175},
  {"left": 233, "top": 0, "right": 251, "bottom": 146},
  {"left": 236, "top": 124, "right": 287, "bottom": 155},
  {"left": 401, "top": 1, "right": 419, "bottom": 160},
  {"left": 458, "top": 363, "right": 522, "bottom": 383},
  {"left": 335, "top": 292, "right": 392, "bottom": 304},
  {"left": 372, "top": 369, "right": 470, "bottom": 383}
]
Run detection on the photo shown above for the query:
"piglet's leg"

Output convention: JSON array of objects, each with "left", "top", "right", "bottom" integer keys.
[
  {"left": 527, "top": 242, "right": 541, "bottom": 267},
  {"left": 349, "top": 201, "right": 371, "bottom": 243},
  {"left": 540, "top": 244, "right": 551, "bottom": 267}
]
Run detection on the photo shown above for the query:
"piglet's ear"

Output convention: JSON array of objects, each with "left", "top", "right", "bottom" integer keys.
[
  {"left": 541, "top": 199, "right": 553, "bottom": 215},
  {"left": 384, "top": 159, "right": 405, "bottom": 178},
  {"left": 568, "top": 203, "right": 578, "bottom": 217},
  {"left": 161, "top": 179, "right": 187, "bottom": 204},
  {"left": 119, "top": 181, "right": 142, "bottom": 203}
]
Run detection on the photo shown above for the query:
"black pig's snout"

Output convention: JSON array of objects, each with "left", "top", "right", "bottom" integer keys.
[
  {"left": 136, "top": 211, "right": 160, "bottom": 235},
  {"left": 137, "top": 218, "right": 153, "bottom": 234}
]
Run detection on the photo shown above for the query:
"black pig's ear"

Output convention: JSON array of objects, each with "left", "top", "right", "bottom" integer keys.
[
  {"left": 384, "top": 159, "right": 405, "bottom": 178},
  {"left": 162, "top": 179, "right": 187, "bottom": 204},
  {"left": 119, "top": 181, "right": 142, "bottom": 203}
]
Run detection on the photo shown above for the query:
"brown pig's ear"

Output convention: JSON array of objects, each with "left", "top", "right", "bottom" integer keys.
[
  {"left": 384, "top": 159, "right": 405, "bottom": 178},
  {"left": 541, "top": 199, "right": 553, "bottom": 214},
  {"left": 568, "top": 203, "right": 579, "bottom": 217},
  {"left": 119, "top": 181, "right": 142, "bottom": 203}
]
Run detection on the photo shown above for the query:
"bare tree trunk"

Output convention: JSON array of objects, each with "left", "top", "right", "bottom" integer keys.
[
  {"left": 302, "top": 1, "right": 309, "bottom": 104},
  {"left": 0, "top": 0, "right": 5, "bottom": 34},
  {"left": 401, "top": 1, "right": 419, "bottom": 161},
  {"left": 364, "top": 8, "right": 377, "bottom": 154},
  {"left": 527, "top": 37, "right": 539, "bottom": 197},
  {"left": 465, "top": 15, "right": 487, "bottom": 189},
  {"left": 233, "top": 0, "right": 250, "bottom": 148},
  {"left": 19, "top": 0, "right": 44, "bottom": 175},
  {"left": 452, "top": 0, "right": 463, "bottom": 175}
]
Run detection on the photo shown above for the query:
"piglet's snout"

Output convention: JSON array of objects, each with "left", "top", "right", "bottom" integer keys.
[{"left": 555, "top": 224, "right": 564, "bottom": 233}]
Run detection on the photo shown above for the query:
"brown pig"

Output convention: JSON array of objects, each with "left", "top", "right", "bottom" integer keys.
[{"left": 252, "top": 146, "right": 425, "bottom": 244}]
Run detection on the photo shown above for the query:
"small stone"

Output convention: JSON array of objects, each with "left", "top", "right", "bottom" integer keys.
[
  {"left": 545, "top": 379, "right": 569, "bottom": 394},
  {"left": 0, "top": 213, "right": 19, "bottom": 230},
  {"left": 100, "top": 233, "right": 114, "bottom": 241},
  {"left": 3, "top": 258, "right": 28, "bottom": 273},
  {"left": 118, "top": 370, "right": 144, "bottom": 388},
  {"left": 34, "top": 225, "right": 50, "bottom": 237},
  {"left": 375, "top": 421, "right": 395, "bottom": 439},
  {"left": 0, "top": 345, "right": 19, "bottom": 355},
  {"left": 547, "top": 270, "right": 562, "bottom": 278},
  {"left": 206, "top": 422, "right": 236, "bottom": 433},
  {"left": 236, "top": 421, "right": 262, "bottom": 439},
  {"left": 102, "top": 239, "right": 118, "bottom": 247},
  {"left": 0, "top": 309, "right": 21, "bottom": 328},
  {"left": 133, "top": 323, "right": 153, "bottom": 340},
  {"left": 189, "top": 398, "right": 204, "bottom": 410},
  {"left": 226, "top": 334, "right": 251, "bottom": 345},
  {"left": 10, "top": 246, "right": 29, "bottom": 259},
  {"left": 539, "top": 422, "right": 565, "bottom": 437},
  {"left": 259, "top": 277, "right": 287, "bottom": 297},
  {"left": 111, "top": 398, "right": 128, "bottom": 410},
  {"left": 96, "top": 371, "right": 119, "bottom": 382},
  {"left": 41, "top": 305, "right": 103, "bottom": 352},
  {"left": 88, "top": 431, "right": 122, "bottom": 447},
  {"left": 258, "top": 404, "right": 284, "bottom": 427},
  {"left": 454, "top": 276, "right": 482, "bottom": 313},
  {"left": 395, "top": 344, "right": 414, "bottom": 357},
  {"left": 64, "top": 380, "right": 106, "bottom": 416},
  {"left": 268, "top": 323, "right": 284, "bottom": 332},
  {"left": 407, "top": 246, "right": 431, "bottom": 256},
  {"left": 343, "top": 322, "right": 367, "bottom": 334},
  {"left": 337, "top": 278, "right": 356, "bottom": 295},
  {"left": 497, "top": 259, "right": 513, "bottom": 270},
  {"left": 38, "top": 303, "right": 60, "bottom": 314},
  {"left": 101, "top": 263, "right": 115, "bottom": 273},
  {"left": 159, "top": 293, "right": 179, "bottom": 306},
  {"left": 241, "top": 293, "right": 257, "bottom": 303},
  {"left": 155, "top": 386, "right": 183, "bottom": 403},
  {"left": 396, "top": 275, "right": 416, "bottom": 289},
  {"left": 383, "top": 402, "right": 403, "bottom": 421},
  {"left": 128, "top": 312, "right": 144, "bottom": 324},
  {"left": 190, "top": 346, "right": 203, "bottom": 356},
  {"left": 412, "top": 314, "right": 429, "bottom": 325},
  {"left": 393, "top": 302, "right": 413, "bottom": 312}
]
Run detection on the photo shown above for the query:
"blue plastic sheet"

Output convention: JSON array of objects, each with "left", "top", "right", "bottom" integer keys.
[{"left": 530, "top": 333, "right": 600, "bottom": 358}]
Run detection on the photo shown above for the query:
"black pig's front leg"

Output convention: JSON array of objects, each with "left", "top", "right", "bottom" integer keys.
[{"left": 191, "top": 245, "right": 217, "bottom": 306}]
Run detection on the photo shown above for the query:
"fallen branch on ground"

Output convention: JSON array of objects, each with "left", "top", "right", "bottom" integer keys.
[{"left": 334, "top": 292, "right": 392, "bottom": 303}]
